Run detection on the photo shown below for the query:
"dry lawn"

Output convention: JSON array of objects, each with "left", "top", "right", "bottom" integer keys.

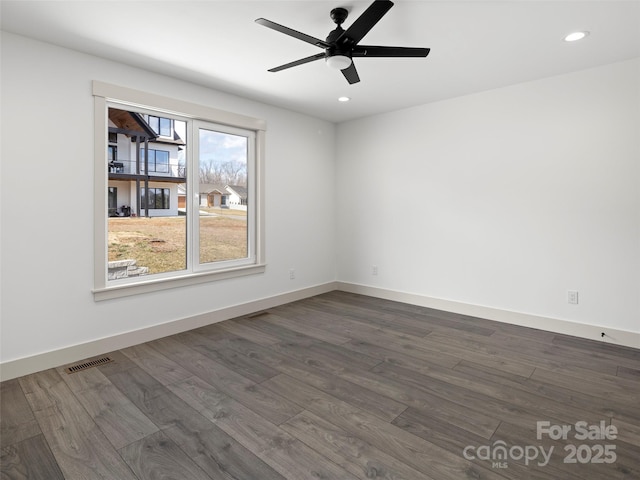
[{"left": 109, "top": 215, "right": 247, "bottom": 275}]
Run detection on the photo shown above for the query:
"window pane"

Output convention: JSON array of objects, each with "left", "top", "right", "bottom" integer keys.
[
  {"left": 108, "top": 106, "right": 187, "bottom": 281},
  {"left": 148, "top": 189, "right": 157, "bottom": 209},
  {"left": 147, "top": 149, "right": 155, "bottom": 172},
  {"left": 108, "top": 187, "right": 118, "bottom": 217},
  {"left": 198, "top": 128, "right": 248, "bottom": 264},
  {"left": 160, "top": 117, "right": 171, "bottom": 137},
  {"left": 140, "top": 187, "right": 146, "bottom": 209},
  {"left": 148, "top": 116, "right": 159, "bottom": 134},
  {"left": 140, "top": 148, "right": 150, "bottom": 173},
  {"left": 156, "top": 150, "right": 169, "bottom": 173}
]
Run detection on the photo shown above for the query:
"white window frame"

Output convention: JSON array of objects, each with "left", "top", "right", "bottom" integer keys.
[{"left": 93, "top": 81, "right": 266, "bottom": 301}]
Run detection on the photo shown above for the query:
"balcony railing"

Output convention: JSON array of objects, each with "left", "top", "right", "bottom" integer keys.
[{"left": 108, "top": 159, "right": 185, "bottom": 178}]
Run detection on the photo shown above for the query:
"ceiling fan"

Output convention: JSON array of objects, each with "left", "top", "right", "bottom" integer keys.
[{"left": 255, "top": 0, "right": 430, "bottom": 85}]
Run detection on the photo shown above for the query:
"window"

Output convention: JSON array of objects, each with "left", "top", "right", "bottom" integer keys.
[
  {"left": 107, "top": 145, "right": 117, "bottom": 161},
  {"left": 141, "top": 148, "right": 170, "bottom": 173},
  {"left": 145, "top": 115, "right": 173, "bottom": 137},
  {"left": 141, "top": 188, "right": 170, "bottom": 209},
  {"left": 108, "top": 187, "right": 118, "bottom": 217},
  {"left": 93, "top": 81, "right": 265, "bottom": 299}
]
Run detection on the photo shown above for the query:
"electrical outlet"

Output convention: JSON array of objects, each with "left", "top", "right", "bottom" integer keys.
[
  {"left": 372, "top": 265, "right": 378, "bottom": 276},
  {"left": 289, "top": 269, "right": 295, "bottom": 280},
  {"left": 568, "top": 290, "right": 579, "bottom": 305}
]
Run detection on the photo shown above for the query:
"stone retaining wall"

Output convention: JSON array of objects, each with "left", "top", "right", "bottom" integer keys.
[{"left": 108, "top": 259, "right": 149, "bottom": 280}]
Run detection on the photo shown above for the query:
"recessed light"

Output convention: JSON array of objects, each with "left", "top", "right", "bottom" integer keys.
[
  {"left": 564, "top": 31, "right": 589, "bottom": 42},
  {"left": 338, "top": 96, "right": 350, "bottom": 102}
]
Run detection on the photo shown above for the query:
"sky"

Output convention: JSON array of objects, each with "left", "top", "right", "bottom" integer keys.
[{"left": 199, "top": 128, "right": 248, "bottom": 168}]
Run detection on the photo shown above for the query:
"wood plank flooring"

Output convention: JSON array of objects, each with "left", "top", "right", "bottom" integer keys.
[{"left": 1, "top": 291, "right": 639, "bottom": 479}]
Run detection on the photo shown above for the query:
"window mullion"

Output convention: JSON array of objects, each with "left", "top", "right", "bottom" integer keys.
[{"left": 188, "top": 119, "right": 199, "bottom": 272}]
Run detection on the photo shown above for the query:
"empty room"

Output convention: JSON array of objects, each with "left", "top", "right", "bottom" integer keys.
[{"left": 1, "top": 1, "right": 638, "bottom": 479}]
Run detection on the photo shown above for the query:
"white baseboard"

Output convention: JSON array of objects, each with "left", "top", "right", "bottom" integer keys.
[
  {"left": 3, "top": 280, "right": 637, "bottom": 381},
  {"left": 336, "top": 282, "right": 640, "bottom": 350},
  {"left": 0, "top": 282, "right": 337, "bottom": 381}
]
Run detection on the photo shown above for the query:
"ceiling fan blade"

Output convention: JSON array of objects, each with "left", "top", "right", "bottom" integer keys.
[
  {"left": 352, "top": 45, "right": 430, "bottom": 57},
  {"left": 337, "top": 0, "right": 394, "bottom": 47},
  {"left": 341, "top": 62, "right": 361, "bottom": 84},
  {"left": 256, "top": 18, "right": 330, "bottom": 48},
  {"left": 268, "top": 53, "right": 325, "bottom": 72}
]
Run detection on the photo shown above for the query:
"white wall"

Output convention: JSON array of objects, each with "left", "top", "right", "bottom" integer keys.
[
  {"left": 336, "top": 58, "right": 640, "bottom": 336},
  {"left": 0, "top": 32, "right": 336, "bottom": 369}
]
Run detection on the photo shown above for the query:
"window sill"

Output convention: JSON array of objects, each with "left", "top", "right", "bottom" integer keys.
[{"left": 93, "top": 263, "right": 266, "bottom": 301}]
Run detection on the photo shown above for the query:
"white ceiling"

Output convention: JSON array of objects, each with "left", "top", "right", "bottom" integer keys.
[{"left": 2, "top": 1, "right": 639, "bottom": 123}]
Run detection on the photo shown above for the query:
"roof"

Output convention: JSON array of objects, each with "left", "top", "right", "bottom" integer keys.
[
  {"left": 200, "top": 183, "right": 227, "bottom": 195},
  {"left": 226, "top": 185, "right": 247, "bottom": 199},
  {"left": 177, "top": 184, "right": 247, "bottom": 196},
  {"left": 108, "top": 108, "right": 157, "bottom": 139},
  {"left": 153, "top": 129, "right": 186, "bottom": 147}
]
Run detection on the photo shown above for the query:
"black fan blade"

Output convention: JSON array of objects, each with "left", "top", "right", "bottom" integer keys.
[
  {"left": 337, "top": 0, "right": 394, "bottom": 47},
  {"left": 268, "top": 53, "right": 325, "bottom": 72},
  {"left": 352, "top": 45, "right": 430, "bottom": 57},
  {"left": 256, "top": 18, "right": 330, "bottom": 49},
  {"left": 341, "top": 62, "right": 360, "bottom": 84}
]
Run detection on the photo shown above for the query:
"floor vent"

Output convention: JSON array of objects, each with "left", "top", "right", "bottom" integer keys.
[
  {"left": 65, "top": 356, "right": 113, "bottom": 374},
  {"left": 247, "top": 311, "right": 270, "bottom": 319}
]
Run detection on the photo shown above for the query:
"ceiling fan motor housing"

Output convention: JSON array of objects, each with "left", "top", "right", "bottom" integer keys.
[{"left": 326, "top": 26, "right": 352, "bottom": 60}]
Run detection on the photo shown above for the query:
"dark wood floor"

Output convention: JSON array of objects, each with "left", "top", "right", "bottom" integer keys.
[{"left": 2, "top": 291, "right": 639, "bottom": 479}]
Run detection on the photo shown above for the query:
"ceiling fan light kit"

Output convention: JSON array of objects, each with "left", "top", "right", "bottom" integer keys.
[
  {"left": 326, "top": 55, "right": 352, "bottom": 70},
  {"left": 256, "top": 0, "right": 430, "bottom": 85}
]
